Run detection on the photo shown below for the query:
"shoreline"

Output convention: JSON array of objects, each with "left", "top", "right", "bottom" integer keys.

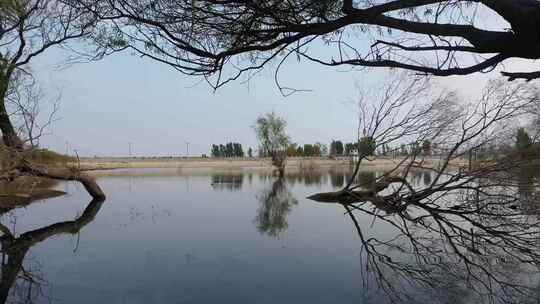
[{"left": 72, "top": 156, "right": 466, "bottom": 172}]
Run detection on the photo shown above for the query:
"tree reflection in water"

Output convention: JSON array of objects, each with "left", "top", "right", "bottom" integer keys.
[
  {"left": 0, "top": 198, "right": 105, "bottom": 304},
  {"left": 330, "top": 170, "right": 345, "bottom": 188},
  {"left": 357, "top": 172, "right": 376, "bottom": 189},
  {"left": 331, "top": 170, "right": 540, "bottom": 304},
  {"left": 517, "top": 168, "right": 540, "bottom": 215},
  {"left": 205, "top": 168, "right": 540, "bottom": 302},
  {"left": 210, "top": 169, "right": 361, "bottom": 191},
  {"left": 211, "top": 173, "right": 244, "bottom": 191},
  {"left": 254, "top": 178, "right": 298, "bottom": 238}
]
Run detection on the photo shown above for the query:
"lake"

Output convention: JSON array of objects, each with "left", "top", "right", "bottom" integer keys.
[{"left": 1, "top": 168, "right": 538, "bottom": 304}]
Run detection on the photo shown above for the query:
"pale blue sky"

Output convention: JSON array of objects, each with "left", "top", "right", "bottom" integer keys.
[{"left": 32, "top": 45, "right": 540, "bottom": 157}]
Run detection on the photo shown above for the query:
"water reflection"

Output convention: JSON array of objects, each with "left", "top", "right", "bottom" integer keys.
[
  {"left": 357, "top": 171, "right": 376, "bottom": 189},
  {"left": 0, "top": 178, "right": 64, "bottom": 214},
  {"left": 332, "top": 168, "right": 540, "bottom": 304},
  {"left": 516, "top": 168, "right": 540, "bottom": 215},
  {"left": 208, "top": 169, "right": 428, "bottom": 191},
  {"left": 211, "top": 173, "right": 244, "bottom": 191},
  {"left": 1, "top": 168, "right": 538, "bottom": 304},
  {"left": 329, "top": 170, "right": 345, "bottom": 188},
  {"left": 259, "top": 171, "right": 330, "bottom": 187},
  {"left": 0, "top": 198, "right": 104, "bottom": 303},
  {"left": 254, "top": 178, "right": 298, "bottom": 237},
  {"left": 346, "top": 202, "right": 534, "bottom": 302}
]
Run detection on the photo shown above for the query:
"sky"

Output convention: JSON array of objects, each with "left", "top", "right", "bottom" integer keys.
[
  {"left": 30, "top": 16, "right": 540, "bottom": 157},
  {"left": 34, "top": 50, "right": 365, "bottom": 157}
]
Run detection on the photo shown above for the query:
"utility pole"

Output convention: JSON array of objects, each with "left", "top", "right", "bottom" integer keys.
[
  {"left": 65, "top": 141, "right": 69, "bottom": 155},
  {"left": 128, "top": 142, "right": 133, "bottom": 158},
  {"left": 185, "top": 142, "right": 190, "bottom": 157}
]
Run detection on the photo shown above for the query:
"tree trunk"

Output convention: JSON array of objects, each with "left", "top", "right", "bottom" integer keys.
[
  {"left": 0, "top": 197, "right": 104, "bottom": 301},
  {"left": 271, "top": 152, "right": 286, "bottom": 178},
  {"left": 277, "top": 166, "right": 285, "bottom": 178},
  {"left": 0, "top": 79, "right": 105, "bottom": 199},
  {"left": 0, "top": 81, "right": 23, "bottom": 151},
  {"left": 20, "top": 162, "right": 106, "bottom": 200},
  {"left": 0, "top": 244, "right": 26, "bottom": 304}
]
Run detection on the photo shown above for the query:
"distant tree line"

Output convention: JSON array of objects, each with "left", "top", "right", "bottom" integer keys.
[
  {"left": 516, "top": 128, "right": 532, "bottom": 152},
  {"left": 329, "top": 138, "right": 433, "bottom": 158},
  {"left": 285, "top": 143, "right": 325, "bottom": 157},
  {"left": 284, "top": 140, "right": 375, "bottom": 158},
  {"left": 211, "top": 143, "right": 245, "bottom": 158},
  {"left": 329, "top": 139, "right": 376, "bottom": 157},
  {"left": 512, "top": 127, "right": 538, "bottom": 159},
  {"left": 329, "top": 141, "right": 344, "bottom": 156},
  {"left": 465, "top": 127, "right": 539, "bottom": 162},
  {"left": 210, "top": 128, "right": 540, "bottom": 160}
]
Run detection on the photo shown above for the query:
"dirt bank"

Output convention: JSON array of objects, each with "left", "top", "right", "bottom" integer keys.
[{"left": 74, "top": 156, "right": 465, "bottom": 172}]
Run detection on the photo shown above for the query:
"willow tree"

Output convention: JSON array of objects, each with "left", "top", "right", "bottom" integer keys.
[
  {"left": 77, "top": 0, "right": 540, "bottom": 88},
  {"left": 0, "top": 0, "right": 117, "bottom": 199},
  {"left": 254, "top": 112, "right": 290, "bottom": 177}
]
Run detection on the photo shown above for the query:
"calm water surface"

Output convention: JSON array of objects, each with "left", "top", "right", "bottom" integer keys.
[{"left": 1, "top": 168, "right": 536, "bottom": 303}]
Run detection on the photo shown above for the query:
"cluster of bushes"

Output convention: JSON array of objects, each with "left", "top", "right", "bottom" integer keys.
[
  {"left": 328, "top": 140, "right": 366, "bottom": 156},
  {"left": 211, "top": 143, "right": 249, "bottom": 158},
  {"left": 329, "top": 138, "right": 377, "bottom": 157},
  {"left": 285, "top": 143, "right": 325, "bottom": 157}
]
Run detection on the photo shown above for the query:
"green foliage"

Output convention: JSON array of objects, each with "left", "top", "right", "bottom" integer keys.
[
  {"left": 255, "top": 180, "right": 298, "bottom": 237},
  {"left": 516, "top": 128, "right": 532, "bottom": 151},
  {"left": 271, "top": 142, "right": 329, "bottom": 157},
  {"left": 400, "top": 144, "right": 408, "bottom": 156},
  {"left": 0, "top": 0, "right": 24, "bottom": 17},
  {"left": 359, "top": 136, "right": 376, "bottom": 157},
  {"left": 318, "top": 143, "right": 328, "bottom": 156},
  {"left": 211, "top": 142, "right": 244, "bottom": 157},
  {"left": 330, "top": 140, "right": 344, "bottom": 156},
  {"left": 313, "top": 143, "right": 322, "bottom": 156},
  {"left": 303, "top": 144, "right": 318, "bottom": 157},
  {"left": 108, "top": 37, "right": 128, "bottom": 48},
  {"left": 344, "top": 143, "right": 356, "bottom": 156},
  {"left": 329, "top": 141, "right": 336, "bottom": 156},
  {"left": 296, "top": 146, "right": 304, "bottom": 156},
  {"left": 254, "top": 112, "right": 289, "bottom": 175},
  {"left": 286, "top": 143, "right": 298, "bottom": 157},
  {"left": 254, "top": 112, "right": 289, "bottom": 155},
  {"left": 422, "top": 140, "right": 432, "bottom": 155},
  {"left": 410, "top": 141, "right": 422, "bottom": 155},
  {"left": 211, "top": 144, "right": 219, "bottom": 157},
  {"left": 303, "top": 144, "right": 312, "bottom": 156},
  {"left": 233, "top": 143, "right": 244, "bottom": 157},
  {"left": 476, "top": 144, "right": 495, "bottom": 160},
  {"left": 257, "top": 146, "right": 269, "bottom": 158}
]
